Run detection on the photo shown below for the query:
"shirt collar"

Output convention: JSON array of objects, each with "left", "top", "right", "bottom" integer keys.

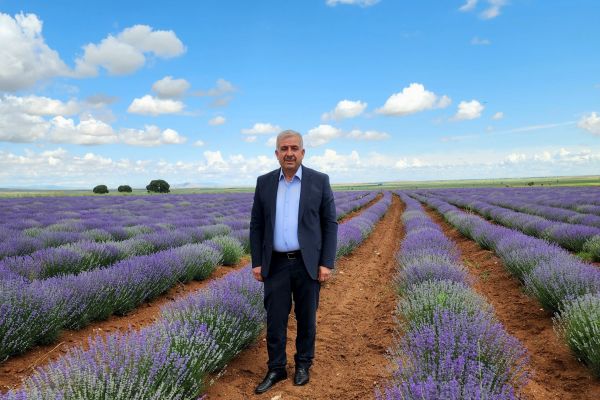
[{"left": 279, "top": 165, "right": 303, "bottom": 181}]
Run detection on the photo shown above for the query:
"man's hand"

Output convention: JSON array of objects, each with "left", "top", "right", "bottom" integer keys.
[
  {"left": 252, "top": 266, "right": 263, "bottom": 282},
  {"left": 318, "top": 266, "right": 332, "bottom": 283}
]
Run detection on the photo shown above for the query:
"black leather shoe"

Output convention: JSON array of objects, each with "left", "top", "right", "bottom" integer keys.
[
  {"left": 255, "top": 369, "right": 287, "bottom": 394},
  {"left": 293, "top": 367, "right": 310, "bottom": 386}
]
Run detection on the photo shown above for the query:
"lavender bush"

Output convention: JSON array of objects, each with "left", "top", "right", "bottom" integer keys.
[
  {"left": 582, "top": 235, "right": 600, "bottom": 261},
  {"left": 206, "top": 235, "right": 244, "bottom": 266},
  {"left": 524, "top": 260, "right": 600, "bottom": 312},
  {"left": 394, "top": 261, "right": 471, "bottom": 293},
  {"left": 399, "top": 280, "right": 494, "bottom": 328},
  {"left": 554, "top": 293, "right": 600, "bottom": 376},
  {"left": 380, "top": 310, "right": 527, "bottom": 400},
  {"left": 0, "top": 279, "right": 62, "bottom": 361}
]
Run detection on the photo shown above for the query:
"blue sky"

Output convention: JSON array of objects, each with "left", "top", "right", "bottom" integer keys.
[{"left": 1, "top": 0, "right": 599, "bottom": 188}]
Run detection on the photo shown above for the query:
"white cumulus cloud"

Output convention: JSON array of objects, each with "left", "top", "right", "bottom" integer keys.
[
  {"left": 0, "top": 109, "right": 48, "bottom": 143},
  {"left": 459, "top": 0, "right": 478, "bottom": 12},
  {"left": 120, "top": 125, "right": 187, "bottom": 146},
  {"left": 307, "top": 149, "right": 361, "bottom": 173},
  {"left": 152, "top": 76, "right": 190, "bottom": 98},
  {"left": 74, "top": 25, "right": 185, "bottom": 77},
  {"left": 12, "top": 95, "right": 79, "bottom": 116},
  {"left": 346, "top": 129, "right": 390, "bottom": 141},
  {"left": 492, "top": 111, "right": 504, "bottom": 120},
  {"left": 49, "top": 116, "right": 118, "bottom": 145},
  {"left": 322, "top": 99, "right": 367, "bottom": 121},
  {"left": 0, "top": 13, "right": 69, "bottom": 91},
  {"left": 197, "top": 78, "right": 236, "bottom": 96},
  {"left": 481, "top": 0, "right": 508, "bottom": 19},
  {"left": 127, "top": 95, "right": 184, "bottom": 115},
  {"left": 244, "top": 136, "right": 257, "bottom": 143},
  {"left": 266, "top": 136, "right": 277, "bottom": 148},
  {"left": 241, "top": 123, "right": 281, "bottom": 135},
  {"left": 454, "top": 100, "right": 485, "bottom": 120},
  {"left": 304, "top": 124, "right": 343, "bottom": 147},
  {"left": 578, "top": 112, "right": 600, "bottom": 136},
  {"left": 209, "top": 116, "right": 226, "bottom": 126},
  {"left": 0, "top": 94, "right": 82, "bottom": 142},
  {"left": 460, "top": 0, "right": 508, "bottom": 19},
  {"left": 376, "top": 83, "right": 451, "bottom": 116}
]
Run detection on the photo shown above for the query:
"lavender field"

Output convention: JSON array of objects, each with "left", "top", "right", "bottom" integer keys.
[{"left": 2, "top": 187, "right": 600, "bottom": 399}]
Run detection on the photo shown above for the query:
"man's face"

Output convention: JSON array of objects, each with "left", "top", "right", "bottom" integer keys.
[{"left": 276, "top": 135, "right": 305, "bottom": 174}]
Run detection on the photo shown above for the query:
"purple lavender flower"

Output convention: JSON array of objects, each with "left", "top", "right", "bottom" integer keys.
[{"left": 524, "top": 260, "right": 600, "bottom": 312}]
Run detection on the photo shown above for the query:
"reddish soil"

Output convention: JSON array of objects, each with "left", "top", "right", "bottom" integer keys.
[
  {"left": 203, "top": 195, "right": 404, "bottom": 399},
  {"left": 0, "top": 258, "right": 250, "bottom": 393},
  {"left": 425, "top": 206, "right": 600, "bottom": 400}
]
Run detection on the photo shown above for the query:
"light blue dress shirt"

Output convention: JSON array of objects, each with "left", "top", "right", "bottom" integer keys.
[{"left": 273, "top": 165, "right": 302, "bottom": 252}]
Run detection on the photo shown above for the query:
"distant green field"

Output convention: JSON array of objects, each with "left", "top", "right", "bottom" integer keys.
[
  {"left": 357, "top": 175, "right": 600, "bottom": 190},
  {"left": 1, "top": 175, "right": 599, "bottom": 198}
]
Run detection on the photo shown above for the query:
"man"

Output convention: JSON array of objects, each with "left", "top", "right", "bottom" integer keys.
[{"left": 250, "top": 129, "right": 338, "bottom": 394}]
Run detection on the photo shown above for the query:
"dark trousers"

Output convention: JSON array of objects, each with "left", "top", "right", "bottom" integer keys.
[{"left": 264, "top": 253, "right": 320, "bottom": 371}]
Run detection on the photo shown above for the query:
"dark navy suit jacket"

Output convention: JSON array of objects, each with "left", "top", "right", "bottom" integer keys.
[{"left": 250, "top": 165, "right": 338, "bottom": 280}]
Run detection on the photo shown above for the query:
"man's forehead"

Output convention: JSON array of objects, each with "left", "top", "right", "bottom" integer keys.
[{"left": 278, "top": 137, "right": 302, "bottom": 147}]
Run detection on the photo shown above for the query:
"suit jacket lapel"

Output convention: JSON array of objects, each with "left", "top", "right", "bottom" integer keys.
[
  {"left": 298, "top": 165, "right": 310, "bottom": 223},
  {"left": 268, "top": 169, "right": 279, "bottom": 232}
]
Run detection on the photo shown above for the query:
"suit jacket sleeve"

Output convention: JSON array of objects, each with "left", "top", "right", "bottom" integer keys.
[
  {"left": 250, "top": 176, "right": 264, "bottom": 268},
  {"left": 319, "top": 174, "right": 338, "bottom": 269}
]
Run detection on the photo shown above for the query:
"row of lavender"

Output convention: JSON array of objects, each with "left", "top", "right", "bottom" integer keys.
[
  {"left": 417, "top": 189, "right": 600, "bottom": 258},
  {"left": 0, "top": 190, "right": 374, "bottom": 281},
  {"left": 0, "top": 191, "right": 383, "bottom": 364},
  {"left": 377, "top": 193, "right": 528, "bottom": 399},
  {"left": 0, "top": 222, "right": 247, "bottom": 282},
  {"left": 335, "top": 190, "right": 379, "bottom": 220},
  {"left": 336, "top": 191, "right": 392, "bottom": 257},
  {"left": 0, "top": 237, "right": 244, "bottom": 363},
  {"left": 410, "top": 192, "right": 600, "bottom": 377},
  {"left": 453, "top": 188, "right": 600, "bottom": 228},
  {"left": 458, "top": 187, "right": 600, "bottom": 215},
  {"left": 0, "top": 191, "right": 372, "bottom": 260},
  {"left": 1, "top": 192, "right": 393, "bottom": 399},
  {"left": 0, "top": 193, "right": 253, "bottom": 260}
]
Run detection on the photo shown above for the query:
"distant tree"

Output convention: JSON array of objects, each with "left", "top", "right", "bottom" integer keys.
[
  {"left": 118, "top": 185, "right": 132, "bottom": 193},
  {"left": 527, "top": 181, "right": 535, "bottom": 186},
  {"left": 93, "top": 185, "right": 109, "bottom": 194},
  {"left": 146, "top": 179, "right": 170, "bottom": 193}
]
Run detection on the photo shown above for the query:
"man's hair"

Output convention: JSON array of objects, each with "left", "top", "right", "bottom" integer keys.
[{"left": 276, "top": 129, "right": 304, "bottom": 149}]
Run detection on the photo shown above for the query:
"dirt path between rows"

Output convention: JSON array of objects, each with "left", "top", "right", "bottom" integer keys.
[
  {"left": 425, "top": 206, "right": 600, "bottom": 400},
  {"left": 0, "top": 259, "right": 249, "bottom": 393},
  {"left": 203, "top": 195, "right": 404, "bottom": 399}
]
